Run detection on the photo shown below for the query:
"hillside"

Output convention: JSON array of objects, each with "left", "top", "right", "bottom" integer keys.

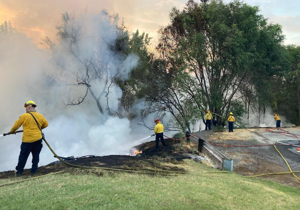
[{"left": 0, "top": 127, "right": 300, "bottom": 209}]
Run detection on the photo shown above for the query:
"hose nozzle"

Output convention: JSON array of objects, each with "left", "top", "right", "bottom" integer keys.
[{"left": 3, "top": 130, "right": 23, "bottom": 136}]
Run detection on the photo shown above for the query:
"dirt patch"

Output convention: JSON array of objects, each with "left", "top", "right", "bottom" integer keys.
[{"left": 208, "top": 129, "right": 255, "bottom": 141}]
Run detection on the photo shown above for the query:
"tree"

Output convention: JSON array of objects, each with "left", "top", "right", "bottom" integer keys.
[
  {"left": 288, "top": 46, "right": 300, "bottom": 125},
  {"left": 154, "top": 0, "right": 288, "bottom": 126},
  {"left": 270, "top": 45, "right": 300, "bottom": 125},
  {"left": 124, "top": 39, "right": 206, "bottom": 131},
  {"left": 0, "top": 21, "right": 15, "bottom": 34},
  {"left": 116, "top": 30, "right": 153, "bottom": 113},
  {"left": 122, "top": 0, "right": 291, "bottom": 131},
  {"left": 49, "top": 11, "right": 147, "bottom": 118}
]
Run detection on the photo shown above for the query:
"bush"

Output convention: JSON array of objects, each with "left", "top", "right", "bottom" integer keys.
[{"left": 172, "top": 132, "right": 185, "bottom": 140}]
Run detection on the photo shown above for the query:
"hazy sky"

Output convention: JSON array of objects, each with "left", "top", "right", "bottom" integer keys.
[{"left": 0, "top": 0, "right": 300, "bottom": 46}]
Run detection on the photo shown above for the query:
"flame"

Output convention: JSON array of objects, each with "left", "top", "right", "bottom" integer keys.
[
  {"left": 133, "top": 150, "right": 142, "bottom": 156},
  {"left": 130, "top": 148, "right": 143, "bottom": 156}
]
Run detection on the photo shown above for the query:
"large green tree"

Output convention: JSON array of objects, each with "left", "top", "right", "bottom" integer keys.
[
  {"left": 156, "top": 0, "right": 288, "bottom": 126},
  {"left": 125, "top": 0, "right": 290, "bottom": 130},
  {"left": 271, "top": 45, "right": 300, "bottom": 125}
]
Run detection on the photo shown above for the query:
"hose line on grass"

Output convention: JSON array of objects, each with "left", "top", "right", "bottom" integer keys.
[
  {"left": 0, "top": 132, "right": 186, "bottom": 188},
  {"left": 248, "top": 171, "right": 300, "bottom": 178},
  {"left": 0, "top": 171, "right": 64, "bottom": 188}
]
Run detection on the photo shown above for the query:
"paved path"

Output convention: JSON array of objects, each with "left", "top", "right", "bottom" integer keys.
[{"left": 252, "top": 128, "right": 300, "bottom": 172}]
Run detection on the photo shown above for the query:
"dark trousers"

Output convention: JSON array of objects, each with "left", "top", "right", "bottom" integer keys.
[
  {"left": 228, "top": 122, "right": 234, "bottom": 132},
  {"left": 205, "top": 120, "right": 211, "bottom": 130},
  {"left": 16, "top": 139, "right": 43, "bottom": 174},
  {"left": 276, "top": 120, "right": 281, "bottom": 128},
  {"left": 156, "top": 133, "right": 166, "bottom": 149}
]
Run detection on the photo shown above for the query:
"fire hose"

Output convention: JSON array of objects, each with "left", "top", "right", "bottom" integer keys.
[
  {"left": 163, "top": 131, "right": 300, "bottom": 181},
  {"left": 0, "top": 131, "right": 186, "bottom": 188},
  {"left": 191, "top": 128, "right": 300, "bottom": 181},
  {"left": 3, "top": 131, "right": 185, "bottom": 174},
  {"left": 206, "top": 140, "right": 300, "bottom": 180},
  {"left": 2, "top": 128, "right": 299, "bottom": 187}
]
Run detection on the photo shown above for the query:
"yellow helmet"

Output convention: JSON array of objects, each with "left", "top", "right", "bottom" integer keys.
[
  {"left": 230, "top": 112, "right": 233, "bottom": 115},
  {"left": 24, "top": 100, "right": 37, "bottom": 107}
]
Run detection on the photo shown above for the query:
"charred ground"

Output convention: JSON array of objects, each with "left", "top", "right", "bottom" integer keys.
[
  {"left": 1, "top": 128, "right": 300, "bottom": 189},
  {"left": 0, "top": 139, "right": 191, "bottom": 179}
]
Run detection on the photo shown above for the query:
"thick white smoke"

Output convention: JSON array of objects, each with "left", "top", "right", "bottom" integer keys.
[
  {"left": 0, "top": 11, "right": 153, "bottom": 172},
  {"left": 243, "top": 107, "right": 295, "bottom": 128}
]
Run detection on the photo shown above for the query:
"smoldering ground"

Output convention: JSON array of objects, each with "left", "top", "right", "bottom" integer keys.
[{"left": 0, "top": 11, "right": 152, "bottom": 172}]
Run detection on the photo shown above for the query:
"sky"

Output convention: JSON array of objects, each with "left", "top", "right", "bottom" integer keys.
[{"left": 1, "top": 0, "right": 300, "bottom": 47}]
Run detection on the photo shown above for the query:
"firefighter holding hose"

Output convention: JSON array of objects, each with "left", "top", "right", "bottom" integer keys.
[
  {"left": 7, "top": 101, "right": 48, "bottom": 176},
  {"left": 274, "top": 113, "right": 281, "bottom": 129},
  {"left": 154, "top": 118, "right": 166, "bottom": 150}
]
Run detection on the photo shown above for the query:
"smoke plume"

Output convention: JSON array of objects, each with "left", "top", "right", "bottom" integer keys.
[{"left": 0, "top": 11, "right": 152, "bottom": 172}]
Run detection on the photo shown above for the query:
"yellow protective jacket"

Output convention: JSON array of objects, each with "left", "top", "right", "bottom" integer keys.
[
  {"left": 10, "top": 112, "right": 48, "bottom": 143},
  {"left": 274, "top": 114, "right": 280, "bottom": 121},
  {"left": 228, "top": 115, "right": 235, "bottom": 122},
  {"left": 154, "top": 122, "right": 164, "bottom": 134},
  {"left": 205, "top": 111, "right": 213, "bottom": 120}
]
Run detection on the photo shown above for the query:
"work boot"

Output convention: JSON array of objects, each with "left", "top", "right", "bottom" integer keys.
[{"left": 14, "top": 170, "right": 22, "bottom": 177}]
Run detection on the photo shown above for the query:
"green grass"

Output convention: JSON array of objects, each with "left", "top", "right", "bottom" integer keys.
[{"left": 0, "top": 160, "right": 299, "bottom": 210}]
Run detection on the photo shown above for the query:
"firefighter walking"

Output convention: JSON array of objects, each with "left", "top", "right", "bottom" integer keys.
[
  {"left": 8, "top": 101, "right": 48, "bottom": 176},
  {"left": 154, "top": 118, "right": 166, "bottom": 150},
  {"left": 227, "top": 112, "right": 235, "bottom": 132}
]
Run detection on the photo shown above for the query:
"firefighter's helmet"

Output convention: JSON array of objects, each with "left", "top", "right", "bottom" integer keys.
[{"left": 24, "top": 100, "right": 37, "bottom": 107}]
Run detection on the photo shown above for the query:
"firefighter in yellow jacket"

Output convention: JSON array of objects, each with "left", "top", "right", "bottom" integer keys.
[
  {"left": 8, "top": 100, "right": 48, "bottom": 176},
  {"left": 274, "top": 113, "right": 281, "bottom": 129},
  {"left": 154, "top": 118, "right": 166, "bottom": 150},
  {"left": 205, "top": 110, "right": 213, "bottom": 130},
  {"left": 227, "top": 112, "right": 235, "bottom": 132}
]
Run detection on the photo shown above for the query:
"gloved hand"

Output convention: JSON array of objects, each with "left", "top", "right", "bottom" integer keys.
[
  {"left": 3, "top": 132, "right": 14, "bottom": 136},
  {"left": 151, "top": 134, "right": 155, "bottom": 137}
]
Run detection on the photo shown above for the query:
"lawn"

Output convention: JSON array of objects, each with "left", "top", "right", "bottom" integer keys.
[{"left": 0, "top": 160, "right": 299, "bottom": 210}]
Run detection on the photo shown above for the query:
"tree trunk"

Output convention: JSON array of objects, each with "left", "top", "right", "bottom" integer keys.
[
  {"left": 258, "top": 104, "right": 261, "bottom": 125},
  {"left": 298, "top": 83, "right": 300, "bottom": 125},
  {"left": 89, "top": 87, "right": 103, "bottom": 114}
]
